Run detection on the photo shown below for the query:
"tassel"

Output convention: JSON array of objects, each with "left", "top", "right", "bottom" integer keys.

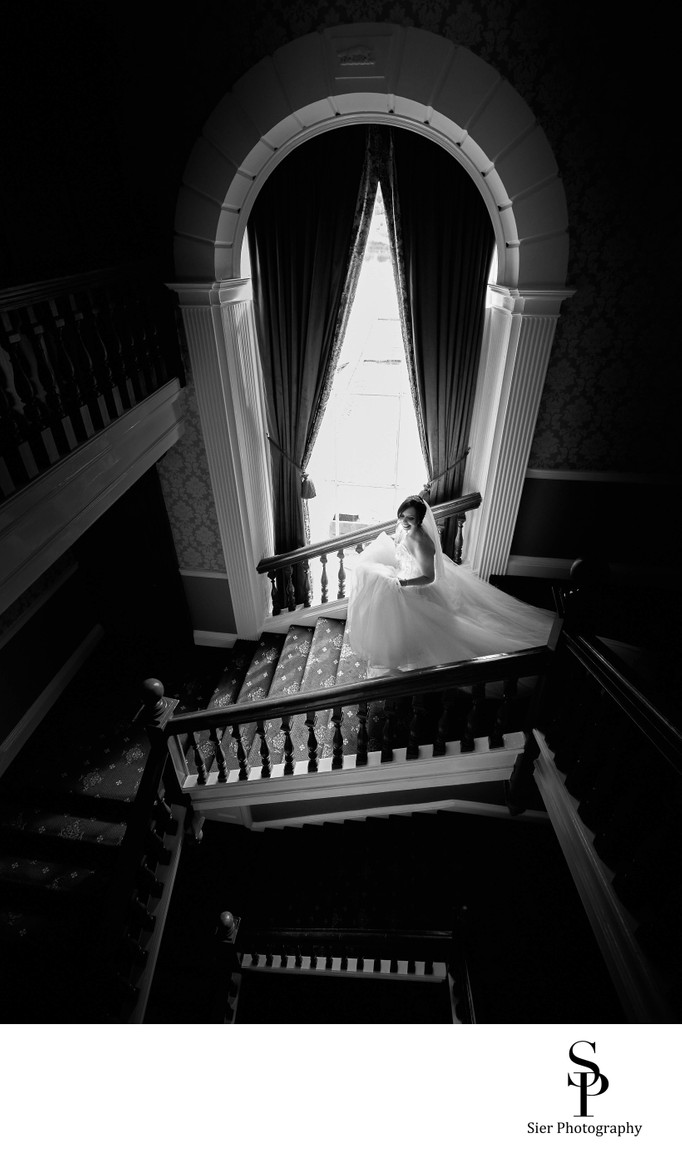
[{"left": 301, "top": 473, "right": 316, "bottom": 499}]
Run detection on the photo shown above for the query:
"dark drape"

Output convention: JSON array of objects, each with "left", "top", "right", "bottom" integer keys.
[
  {"left": 248, "top": 127, "right": 372, "bottom": 592},
  {"left": 385, "top": 128, "right": 495, "bottom": 555}
]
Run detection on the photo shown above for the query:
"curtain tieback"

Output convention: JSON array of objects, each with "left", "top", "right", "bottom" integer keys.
[
  {"left": 266, "top": 435, "right": 317, "bottom": 499},
  {"left": 421, "top": 446, "right": 470, "bottom": 497}
]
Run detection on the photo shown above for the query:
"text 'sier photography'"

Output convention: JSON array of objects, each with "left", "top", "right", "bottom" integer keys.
[
  {"left": 486, "top": 1028, "right": 677, "bottom": 1148},
  {"left": 526, "top": 1041, "right": 641, "bottom": 1139}
]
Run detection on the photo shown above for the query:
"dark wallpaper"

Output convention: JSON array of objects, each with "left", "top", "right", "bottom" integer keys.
[{"left": 3, "top": 0, "right": 678, "bottom": 473}]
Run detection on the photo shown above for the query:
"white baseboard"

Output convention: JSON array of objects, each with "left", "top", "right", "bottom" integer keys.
[
  {"left": 0, "top": 624, "right": 104, "bottom": 780},
  {"left": 193, "top": 630, "right": 237, "bottom": 647},
  {"left": 261, "top": 598, "right": 349, "bottom": 633},
  {"left": 506, "top": 555, "right": 574, "bottom": 579}
]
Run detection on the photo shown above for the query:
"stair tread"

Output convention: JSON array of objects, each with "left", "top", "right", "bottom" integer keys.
[
  {"left": 246, "top": 617, "right": 375, "bottom": 771},
  {"left": 0, "top": 852, "right": 99, "bottom": 892},
  {"left": 200, "top": 639, "right": 260, "bottom": 711},
  {"left": 244, "top": 625, "right": 318, "bottom": 771},
  {"left": 0, "top": 802, "right": 128, "bottom": 847},
  {"left": 180, "top": 638, "right": 261, "bottom": 771},
  {"left": 191, "top": 633, "right": 288, "bottom": 777},
  {"left": 285, "top": 617, "right": 347, "bottom": 764}
]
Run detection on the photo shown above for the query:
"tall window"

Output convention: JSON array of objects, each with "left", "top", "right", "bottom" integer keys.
[{"left": 306, "top": 185, "right": 425, "bottom": 545}]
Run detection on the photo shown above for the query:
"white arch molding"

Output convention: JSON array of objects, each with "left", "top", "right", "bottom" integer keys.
[{"left": 170, "top": 23, "right": 574, "bottom": 640}]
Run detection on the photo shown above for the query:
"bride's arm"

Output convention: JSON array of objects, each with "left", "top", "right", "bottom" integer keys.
[{"left": 398, "top": 536, "right": 435, "bottom": 587}]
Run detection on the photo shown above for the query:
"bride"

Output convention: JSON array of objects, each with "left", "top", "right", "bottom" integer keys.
[{"left": 346, "top": 494, "right": 555, "bottom": 674}]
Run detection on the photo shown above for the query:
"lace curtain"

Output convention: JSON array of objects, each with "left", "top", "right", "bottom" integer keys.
[{"left": 382, "top": 127, "right": 495, "bottom": 556}]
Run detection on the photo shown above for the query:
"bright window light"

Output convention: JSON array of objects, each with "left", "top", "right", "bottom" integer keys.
[{"left": 306, "top": 184, "right": 426, "bottom": 556}]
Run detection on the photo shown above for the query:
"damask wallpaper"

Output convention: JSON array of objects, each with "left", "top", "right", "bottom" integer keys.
[
  {"left": 156, "top": 379, "right": 225, "bottom": 572},
  {"left": 182, "top": 0, "right": 675, "bottom": 474},
  {"left": 157, "top": 0, "right": 675, "bottom": 573}
]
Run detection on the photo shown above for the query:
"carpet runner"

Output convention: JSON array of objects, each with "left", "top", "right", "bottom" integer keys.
[
  {"left": 0, "top": 608, "right": 539, "bottom": 1022},
  {"left": 180, "top": 613, "right": 533, "bottom": 786},
  {"left": 0, "top": 634, "right": 259, "bottom": 1021}
]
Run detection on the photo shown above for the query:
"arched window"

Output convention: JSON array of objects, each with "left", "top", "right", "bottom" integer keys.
[{"left": 305, "top": 183, "right": 425, "bottom": 546}]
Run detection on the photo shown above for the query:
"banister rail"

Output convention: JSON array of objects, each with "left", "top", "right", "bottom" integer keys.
[
  {"left": 534, "top": 606, "right": 682, "bottom": 1022},
  {"left": 562, "top": 632, "right": 681, "bottom": 773},
  {"left": 164, "top": 646, "right": 549, "bottom": 737},
  {"left": 256, "top": 491, "right": 482, "bottom": 574},
  {"left": 0, "top": 261, "right": 164, "bottom": 310},
  {"left": 552, "top": 584, "right": 681, "bottom": 772},
  {"left": 237, "top": 926, "right": 454, "bottom": 944},
  {"left": 0, "top": 263, "right": 182, "bottom": 504}
]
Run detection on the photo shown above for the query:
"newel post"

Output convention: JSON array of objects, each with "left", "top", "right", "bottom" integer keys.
[
  {"left": 139, "top": 675, "right": 184, "bottom": 800},
  {"left": 140, "top": 677, "right": 178, "bottom": 742},
  {"left": 212, "top": 910, "right": 242, "bottom": 1023},
  {"left": 505, "top": 731, "right": 540, "bottom": 816}
]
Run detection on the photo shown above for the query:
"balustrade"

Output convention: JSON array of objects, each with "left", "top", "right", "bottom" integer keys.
[
  {"left": 533, "top": 622, "right": 682, "bottom": 1020},
  {"left": 0, "top": 266, "right": 181, "bottom": 502},
  {"left": 156, "top": 648, "right": 546, "bottom": 787},
  {"left": 257, "top": 493, "right": 482, "bottom": 615}
]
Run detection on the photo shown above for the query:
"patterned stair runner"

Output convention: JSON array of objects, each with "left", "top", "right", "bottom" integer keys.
[
  {"left": 268, "top": 617, "right": 345, "bottom": 767},
  {"left": 242, "top": 625, "right": 315, "bottom": 773},
  {"left": 0, "top": 803, "right": 128, "bottom": 850},
  {"left": 0, "top": 638, "right": 251, "bottom": 1008},
  {"left": 187, "top": 638, "right": 258, "bottom": 767},
  {"left": 0, "top": 853, "right": 98, "bottom": 893},
  {"left": 327, "top": 623, "right": 370, "bottom": 756},
  {"left": 196, "top": 633, "right": 286, "bottom": 778},
  {"left": 243, "top": 616, "right": 383, "bottom": 772}
]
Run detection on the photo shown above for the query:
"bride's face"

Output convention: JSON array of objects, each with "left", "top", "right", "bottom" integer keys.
[{"left": 398, "top": 507, "right": 419, "bottom": 533}]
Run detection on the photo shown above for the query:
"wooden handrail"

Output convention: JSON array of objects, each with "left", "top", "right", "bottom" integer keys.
[
  {"left": 563, "top": 632, "right": 682, "bottom": 773},
  {"left": 237, "top": 927, "right": 453, "bottom": 942},
  {"left": 165, "top": 646, "right": 549, "bottom": 737},
  {"left": 0, "top": 260, "right": 165, "bottom": 310},
  {"left": 0, "top": 262, "right": 182, "bottom": 505},
  {"left": 256, "top": 491, "right": 482, "bottom": 574}
]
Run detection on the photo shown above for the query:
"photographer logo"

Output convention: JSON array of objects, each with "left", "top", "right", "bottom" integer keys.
[{"left": 567, "top": 1040, "right": 609, "bottom": 1117}]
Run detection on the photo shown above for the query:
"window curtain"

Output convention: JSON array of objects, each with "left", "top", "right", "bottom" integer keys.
[
  {"left": 383, "top": 127, "right": 495, "bottom": 556},
  {"left": 248, "top": 127, "right": 374, "bottom": 598}
]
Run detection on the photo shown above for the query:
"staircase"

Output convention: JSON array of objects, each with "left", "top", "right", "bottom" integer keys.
[
  {"left": 0, "top": 635, "right": 235, "bottom": 1022},
  {"left": 172, "top": 612, "right": 543, "bottom": 835},
  {"left": 0, "top": 607, "right": 542, "bottom": 1023},
  {"left": 144, "top": 809, "right": 626, "bottom": 1024}
]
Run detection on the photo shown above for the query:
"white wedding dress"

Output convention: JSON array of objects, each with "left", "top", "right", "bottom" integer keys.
[{"left": 346, "top": 505, "right": 555, "bottom": 673}]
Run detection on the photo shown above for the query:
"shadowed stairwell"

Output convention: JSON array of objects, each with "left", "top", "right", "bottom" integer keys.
[
  {"left": 144, "top": 809, "right": 625, "bottom": 1024},
  {"left": 3, "top": 570, "right": 672, "bottom": 1024}
]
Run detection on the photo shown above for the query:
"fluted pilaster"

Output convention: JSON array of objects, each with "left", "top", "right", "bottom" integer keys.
[
  {"left": 218, "top": 281, "right": 274, "bottom": 571},
  {"left": 464, "top": 289, "right": 573, "bottom": 581},
  {"left": 172, "top": 281, "right": 272, "bottom": 638}
]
